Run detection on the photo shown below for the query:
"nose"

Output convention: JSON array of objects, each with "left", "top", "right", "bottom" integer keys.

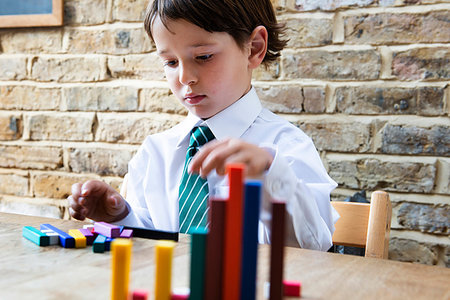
[{"left": 178, "top": 62, "right": 197, "bottom": 86}]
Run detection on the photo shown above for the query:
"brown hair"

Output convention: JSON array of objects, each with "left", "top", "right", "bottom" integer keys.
[{"left": 144, "top": 0, "right": 287, "bottom": 66}]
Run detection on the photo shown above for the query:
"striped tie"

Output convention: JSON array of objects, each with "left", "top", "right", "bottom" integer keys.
[{"left": 178, "top": 126, "right": 215, "bottom": 233}]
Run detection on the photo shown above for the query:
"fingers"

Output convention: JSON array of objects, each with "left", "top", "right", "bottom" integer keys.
[
  {"left": 68, "top": 194, "right": 86, "bottom": 221},
  {"left": 189, "top": 139, "right": 273, "bottom": 178}
]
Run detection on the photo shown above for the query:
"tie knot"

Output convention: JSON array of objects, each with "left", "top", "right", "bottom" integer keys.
[{"left": 190, "top": 126, "right": 215, "bottom": 148}]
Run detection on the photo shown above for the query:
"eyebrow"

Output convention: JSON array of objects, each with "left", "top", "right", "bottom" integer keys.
[{"left": 157, "top": 43, "right": 218, "bottom": 55}]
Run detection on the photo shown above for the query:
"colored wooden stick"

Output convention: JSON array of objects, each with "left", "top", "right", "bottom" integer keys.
[
  {"left": 123, "top": 225, "right": 178, "bottom": 241},
  {"left": 204, "top": 198, "right": 226, "bottom": 300},
  {"left": 40, "top": 229, "right": 59, "bottom": 245},
  {"left": 93, "top": 234, "right": 107, "bottom": 253},
  {"left": 240, "top": 181, "right": 262, "bottom": 300},
  {"left": 189, "top": 227, "right": 208, "bottom": 300},
  {"left": 22, "top": 226, "right": 49, "bottom": 246},
  {"left": 68, "top": 229, "right": 87, "bottom": 248},
  {"left": 283, "top": 280, "right": 301, "bottom": 297},
  {"left": 94, "top": 221, "right": 120, "bottom": 238},
  {"left": 154, "top": 240, "right": 175, "bottom": 300},
  {"left": 222, "top": 164, "right": 245, "bottom": 300},
  {"left": 111, "top": 238, "right": 132, "bottom": 300},
  {"left": 79, "top": 228, "right": 95, "bottom": 245},
  {"left": 269, "top": 201, "right": 286, "bottom": 300},
  {"left": 40, "top": 224, "right": 74, "bottom": 248}
]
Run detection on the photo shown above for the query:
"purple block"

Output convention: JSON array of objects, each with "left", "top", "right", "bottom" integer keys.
[
  {"left": 94, "top": 222, "right": 120, "bottom": 238},
  {"left": 119, "top": 229, "right": 133, "bottom": 238},
  {"left": 79, "top": 228, "right": 95, "bottom": 245}
]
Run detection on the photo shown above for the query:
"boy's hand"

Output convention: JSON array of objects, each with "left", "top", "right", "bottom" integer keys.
[
  {"left": 68, "top": 180, "right": 128, "bottom": 223},
  {"left": 189, "top": 138, "right": 273, "bottom": 178}
]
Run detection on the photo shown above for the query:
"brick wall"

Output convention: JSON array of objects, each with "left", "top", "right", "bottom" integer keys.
[{"left": 0, "top": 0, "right": 448, "bottom": 266}]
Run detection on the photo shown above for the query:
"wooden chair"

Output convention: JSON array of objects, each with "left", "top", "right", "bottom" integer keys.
[{"left": 331, "top": 191, "right": 392, "bottom": 259}]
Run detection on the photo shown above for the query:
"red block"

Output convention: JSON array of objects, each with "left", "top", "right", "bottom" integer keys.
[
  {"left": 171, "top": 293, "right": 189, "bottom": 300},
  {"left": 131, "top": 289, "right": 148, "bottom": 300},
  {"left": 222, "top": 164, "right": 245, "bottom": 300},
  {"left": 283, "top": 280, "right": 301, "bottom": 297}
]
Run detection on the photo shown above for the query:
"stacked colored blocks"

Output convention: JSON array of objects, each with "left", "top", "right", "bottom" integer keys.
[{"left": 94, "top": 222, "right": 121, "bottom": 238}]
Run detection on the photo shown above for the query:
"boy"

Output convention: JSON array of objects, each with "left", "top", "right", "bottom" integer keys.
[{"left": 68, "top": 0, "right": 338, "bottom": 251}]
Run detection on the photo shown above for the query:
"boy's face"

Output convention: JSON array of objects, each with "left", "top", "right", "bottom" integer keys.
[{"left": 152, "top": 17, "right": 253, "bottom": 119}]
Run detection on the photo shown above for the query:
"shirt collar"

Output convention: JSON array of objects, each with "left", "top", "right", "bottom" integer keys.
[{"left": 176, "top": 87, "right": 262, "bottom": 147}]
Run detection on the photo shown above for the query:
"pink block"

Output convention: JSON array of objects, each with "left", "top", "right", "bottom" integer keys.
[
  {"left": 131, "top": 289, "right": 148, "bottom": 300},
  {"left": 283, "top": 280, "right": 301, "bottom": 297},
  {"left": 171, "top": 294, "right": 189, "bottom": 300},
  {"left": 94, "top": 221, "right": 120, "bottom": 238},
  {"left": 79, "top": 228, "right": 95, "bottom": 245},
  {"left": 119, "top": 229, "right": 133, "bottom": 238}
]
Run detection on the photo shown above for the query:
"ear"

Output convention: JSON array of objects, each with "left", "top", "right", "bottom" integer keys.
[{"left": 248, "top": 26, "right": 268, "bottom": 69}]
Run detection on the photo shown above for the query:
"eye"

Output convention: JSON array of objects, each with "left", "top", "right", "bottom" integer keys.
[
  {"left": 164, "top": 60, "right": 178, "bottom": 67},
  {"left": 196, "top": 54, "right": 213, "bottom": 61}
]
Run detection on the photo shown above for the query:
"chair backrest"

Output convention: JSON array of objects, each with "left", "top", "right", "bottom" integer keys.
[{"left": 331, "top": 191, "right": 392, "bottom": 259}]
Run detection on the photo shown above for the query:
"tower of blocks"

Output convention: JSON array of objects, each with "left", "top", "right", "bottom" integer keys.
[{"left": 22, "top": 163, "right": 301, "bottom": 299}]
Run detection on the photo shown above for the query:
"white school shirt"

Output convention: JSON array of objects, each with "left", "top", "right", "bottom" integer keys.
[{"left": 119, "top": 87, "right": 338, "bottom": 251}]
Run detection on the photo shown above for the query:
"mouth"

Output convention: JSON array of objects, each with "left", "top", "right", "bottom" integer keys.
[{"left": 184, "top": 94, "right": 205, "bottom": 105}]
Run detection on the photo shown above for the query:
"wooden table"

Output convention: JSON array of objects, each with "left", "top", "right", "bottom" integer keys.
[{"left": 0, "top": 212, "right": 449, "bottom": 299}]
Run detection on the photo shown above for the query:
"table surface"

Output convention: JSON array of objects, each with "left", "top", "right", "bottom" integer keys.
[{"left": 1, "top": 212, "right": 449, "bottom": 300}]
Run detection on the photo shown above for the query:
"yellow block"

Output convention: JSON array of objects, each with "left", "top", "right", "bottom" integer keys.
[
  {"left": 68, "top": 229, "right": 86, "bottom": 248},
  {"left": 155, "top": 240, "right": 175, "bottom": 300},
  {"left": 111, "top": 238, "right": 132, "bottom": 300}
]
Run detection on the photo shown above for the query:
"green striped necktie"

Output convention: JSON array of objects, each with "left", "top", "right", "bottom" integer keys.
[{"left": 178, "top": 126, "right": 215, "bottom": 233}]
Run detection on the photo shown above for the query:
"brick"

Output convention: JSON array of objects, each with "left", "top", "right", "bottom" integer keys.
[
  {"left": 284, "top": 17, "right": 333, "bottom": 48},
  {"left": 389, "top": 237, "right": 438, "bottom": 265},
  {"left": 252, "top": 60, "right": 280, "bottom": 81},
  {"left": 31, "top": 56, "right": 107, "bottom": 82},
  {"left": 335, "top": 85, "right": 446, "bottom": 116},
  {"left": 112, "top": 0, "right": 149, "bottom": 22},
  {"left": 95, "top": 112, "right": 183, "bottom": 144},
  {"left": 0, "top": 29, "right": 62, "bottom": 53},
  {"left": 417, "top": 86, "right": 446, "bottom": 116},
  {"left": 139, "top": 87, "right": 186, "bottom": 114},
  {"left": 293, "top": 0, "right": 376, "bottom": 11},
  {"left": 0, "top": 173, "right": 29, "bottom": 196},
  {"left": 65, "top": 27, "right": 152, "bottom": 54},
  {"left": 256, "top": 85, "right": 304, "bottom": 113},
  {"left": 68, "top": 147, "right": 135, "bottom": 176},
  {"left": 0, "top": 86, "right": 60, "bottom": 110},
  {"left": 336, "top": 86, "right": 417, "bottom": 114},
  {"left": 296, "top": 118, "right": 371, "bottom": 152},
  {"left": 25, "top": 112, "right": 95, "bottom": 141},
  {"left": 0, "top": 145, "right": 62, "bottom": 170},
  {"left": 327, "top": 156, "right": 436, "bottom": 193},
  {"left": 303, "top": 87, "right": 326, "bottom": 113},
  {"left": 282, "top": 49, "right": 380, "bottom": 80},
  {"left": 345, "top": 11, "right": 450, "bottom": 44},
  {"left": 397, "top": 202, "right": 449, "bottom": 235},
  {"left": 392, "top": 47, "right": 449, "bottom": 81},
  {"left": 62, "top": 86, "right": 138, "bottom": 111},
  {"left": 108, "top": 54, "right": 165, "bottom": 80},
  {"left": 64, "top": 0, "right": 108, "bottom": 25},
  {"left": 0, "top": 113, "right": 22, "bottom": 140},
  {"left": 380, "top": 124, "right": 450, "bottom": 156},
  {"left": 33, "top": 173, "right": 94, "bottom": 199},
  {"left": 0, "top": 197, "right": 63, "bottom": 219},
  {"left": 0, "top": 56, "right": 27, "bottom": 80}
]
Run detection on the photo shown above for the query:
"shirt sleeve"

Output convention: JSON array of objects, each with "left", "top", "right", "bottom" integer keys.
[
  {"left": 113, "top": 139, "right": 155, "bottom": 229},
  {"left": 259, "top": 139, "right": 338, "bottom": 251}
]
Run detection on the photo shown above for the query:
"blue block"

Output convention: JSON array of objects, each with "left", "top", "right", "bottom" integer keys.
[
  {"left": 240, "top": 181, "right": 262, "bottom": 300},
  {"left": 93, "top": 234, "right": 107, "bottom": 253},
  {"left": 40, "top": 224, "right": 75, "bottom": 248}
]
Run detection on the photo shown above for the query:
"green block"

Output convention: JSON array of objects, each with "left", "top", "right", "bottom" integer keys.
[
  {"left": 23, "top": 226, "right": 50, "bottom": 246},
  {"left": 189, "top": 227, "right": 208, "bottom": 300},
  {"left": 93, "top": 234, "right": 106, "bottom": 253}
]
